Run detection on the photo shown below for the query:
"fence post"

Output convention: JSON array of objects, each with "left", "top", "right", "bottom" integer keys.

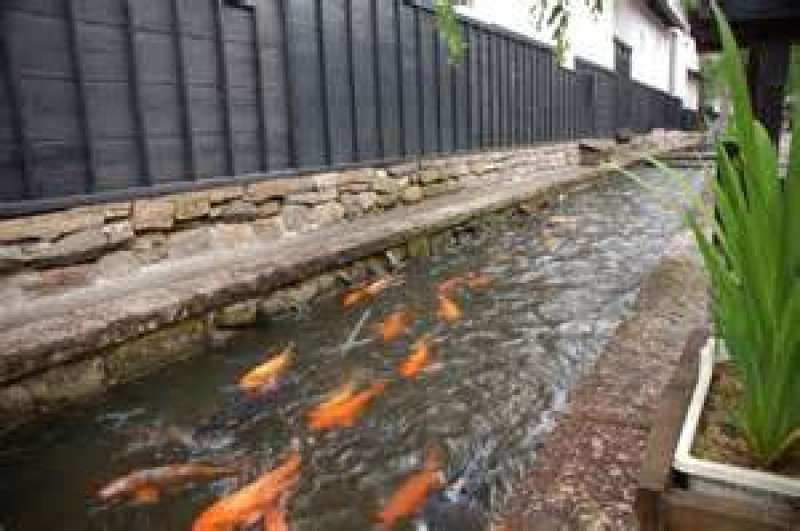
[
  {"left": 316, "top": 0, "right": 331, "bottom": 165},
  {"left": 212, "top": 0, "right": 235, "bottom": 175},
  {"left": 123, "top": 0, "right": 152, "bottom": 185},
  {"left": 66, "top": 0, "right": 96, "bottom": 193},
  {"left": 394, "top": 0, "right": 406, "bottom": 157},
  {"left": 463, "top": 23, "right": 473, "bottom": 150},
  {"left": 0, "top": 17, "right": 34, "bottom": 199},
  {"left": 434, "top": 17, "right": 442, "bottom": 153},
  {"left": 171, "top": 0, "right": 198, "bottom": 178},
  {"left": 414, "top": 7, "right": 425, "bottom": 156},
  {"left": 279, "top": 0, "right": 296, "bottom": 168},
  {"left": 346, "top": 0, "right": 359, "bottom": 162},
  {"left": 477, "top": 30, "right": 485, "bottom": 149},
  {"left": 253, "top": 0, "right": 270, "bottom": 172},
  {"left": 371, "top": 0, "right": 384, "bottom": 159}
]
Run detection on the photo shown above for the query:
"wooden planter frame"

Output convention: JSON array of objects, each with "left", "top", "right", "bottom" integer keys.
[{"left": 636, "top": 328, "right": 800, "bottom": 531}]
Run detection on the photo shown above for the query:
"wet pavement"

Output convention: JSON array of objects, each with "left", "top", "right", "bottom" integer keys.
[{"left": 0, "top": 167, "right": 701, "bottom": 531}]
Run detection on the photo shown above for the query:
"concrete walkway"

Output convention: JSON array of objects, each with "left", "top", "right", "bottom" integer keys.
[{"left": 501, "top": 232, "right": 709, "bottom": 530}]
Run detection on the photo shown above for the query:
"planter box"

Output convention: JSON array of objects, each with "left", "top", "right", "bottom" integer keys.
[
  {"left": 636, "top": 328, "right": 800, "bottom": 531},
  {"left": 674, "top": 338, "right": 800, "bottom": 503}
]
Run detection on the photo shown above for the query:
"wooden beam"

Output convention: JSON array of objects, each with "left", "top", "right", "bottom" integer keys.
[
  {"left": 662, "top": 489, "right": 797, "bottom": 530},
  {"left": 636, "top": 328, "right": 708, "bottom": 531},
  {"left": 746, "top": 39, "right": 790, "bottom": 147}
]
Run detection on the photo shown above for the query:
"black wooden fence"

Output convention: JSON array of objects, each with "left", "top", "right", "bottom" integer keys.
[{"left": 0, "top": 0, "right": 690, "bottom": 216}]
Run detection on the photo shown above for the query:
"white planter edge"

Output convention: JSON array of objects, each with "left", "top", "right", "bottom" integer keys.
[{"left": 673, "top": 337, "right": 800, "bottom": 499}]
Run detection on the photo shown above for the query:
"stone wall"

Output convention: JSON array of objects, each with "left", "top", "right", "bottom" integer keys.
[{"left": 0, "top": 143, "right": 583, "bottom": 304}]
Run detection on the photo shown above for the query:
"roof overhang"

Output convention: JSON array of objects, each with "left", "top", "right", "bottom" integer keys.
[
  {"left": 647, "top": 0, "right": 688, "bottom": 29},
  {"left": 690, "top": 0, "right": 800, "bottom": 52}
]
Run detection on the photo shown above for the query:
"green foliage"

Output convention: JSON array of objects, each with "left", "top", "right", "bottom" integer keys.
[
  {"left": 434, "top": 0, "right": 466, "bottom": 63},
  {"left": 688, "top": 4, "right": 800, "bottom": 467},
  {"left": 433, "top": 0, "right": 604, "bottom": 64},
  {"left": 529, "top": 0, "right": 603, "bottom": 61}
]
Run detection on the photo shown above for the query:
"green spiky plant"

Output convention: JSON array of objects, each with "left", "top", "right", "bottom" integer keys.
[
  {"left": 620, "top": 3, "right": 799, "bottom": 469},
  {"left": 683, "top": 3, "right": 800, "bottom": 468}
]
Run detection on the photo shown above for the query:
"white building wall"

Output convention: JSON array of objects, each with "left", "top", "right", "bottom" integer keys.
[
  {"left": 670, "top": 29, "right": 701, "bottom": 110},
  {"left": 613, "top": 0, "right": 672, "bottom": 93},
  {"left": 455, "top": 0, "right": 699, "bottom": 109},
  {"left": 686, "top": 77, "right": 700, "bottom": 111},
  {"left": 568, "top": 0, "right": 615, "bottom": 70},
  {"left": 454, "top": 0, "right": 614, "bottom": 70}
]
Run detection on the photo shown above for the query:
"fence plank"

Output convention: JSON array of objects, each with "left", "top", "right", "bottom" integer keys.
[
  {"left": 345, "top": 0, "right": 358, "bottom": 162},
  {"left": 278, "top": 0, "right": 296, "bottom": 168},
  {"left": 414, "top": 7, "right": 425, "bottom": 155},
  {"left": 212, "top": 0, "right": 235, "bottom": 175},
  {"left": 398, "top": 2, "right": 419, "bottom": 155},
  {"left": 123, "top": 0, "right": 152, "bottom": 185},
  {"left": 0, "top": 16, "right": 33, "bottom": 199},
  {"left": 171, "top": 0, "right": 197, "bottom": 178},
  {"left": 371, "top": 0, "right": 384, "bottom": 159},
  {"left": 394, "top": 0, "right": 406, "bottom": 157},
  {"left": 316, "top": 0, "right": 331, "bottom": 165},
  {"left": 66, "top": 0, "right": 96, "bottom": 193}
]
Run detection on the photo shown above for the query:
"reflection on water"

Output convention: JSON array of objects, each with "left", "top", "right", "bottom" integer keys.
[{"left": 0, "top": 168, "right": 699, "bottom": 530}]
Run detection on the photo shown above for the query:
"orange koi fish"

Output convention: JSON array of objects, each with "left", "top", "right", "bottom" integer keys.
[
  {"left": 306, "top": 380, "right": 357, "bottom": 421},
  {"left": 98, "top": 463, "right": 237, "bottom": 505},
  {"left": 375, "top": 448, "right": 446, "bottom": 529},
  {"left": 342, "top": 277, "right": 391, "bottom": 308},
  {"left": 192, "top": 451, "right": 301, "bottom": 531},
  {"left": 239, "top": 344, "right": 294, "bottom": 393},
  {"left": 308, "top": 381, "right": 388, "bottom": 430},
  {"left": 464, "top": 272, "right": 494, "bottom": 289},
  {"left": 398, "top": 336, "right": 432, "bottom": 379},
  {"left": 436, "top": 275, "right": 467, "bottom": 294},
  {"left": 263, "top": 504, "right": 289, "bottom": 531},
  {"left": 437, "top": 295, "right": 462, "bottom": 323},
  {"left": 374, "top": 310, "right": 413, "bottom": 342}
]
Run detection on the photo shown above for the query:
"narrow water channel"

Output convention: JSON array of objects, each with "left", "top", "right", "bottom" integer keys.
[{"left": 0, "top": 167, "right": 700, "bottom": 531}]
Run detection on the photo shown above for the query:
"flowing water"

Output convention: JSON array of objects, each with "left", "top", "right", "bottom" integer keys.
[{"left": 0, "top": 167, "right": 701, "bottom": 531}]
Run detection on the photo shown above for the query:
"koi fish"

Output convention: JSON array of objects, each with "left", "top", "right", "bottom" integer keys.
[
  {"left": 263, "top": 503, "right": 289, "bottom": 531},
  {"left": 308, "top": 381, "right": 388, "bottom": 430},
  {"left": 375, "top": 448, "right": 446, "bottom": 530},
  {"left": 238, "top": 345, "right": 294, "bottom": 393},
  {"left": 374, "top": 310, "right": 414, "bottom": 342},
  {"left": 437, "top": 295, "right": 462, "bottom": 323},
  {"left": 98, "top": 463, "right": 237, "bottom": 505},
  {"left": 305, "top": 380, "right": 357, "bottom": 423},
  {"left": 320, "top": 380, "right": 358, "bottom": 408},
  {"left": 463, "top": 273, "right": 494, "bottom": 290},
  {"left": 192, "top": 450, "right": 301, "bottom": 531},
  {"left": 342, "top": 277, "right": 392, "bottom": 308},
  {"left": 437, "top": 275, "right": 467, "bottom": 294},
  {"left": 398, "top": 336, "right": 432, "bottom": 379}
]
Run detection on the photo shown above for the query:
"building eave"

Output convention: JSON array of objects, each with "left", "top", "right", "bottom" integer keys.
[{"left": 647, "top": 0, "right": 687, "bottom": 29}]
